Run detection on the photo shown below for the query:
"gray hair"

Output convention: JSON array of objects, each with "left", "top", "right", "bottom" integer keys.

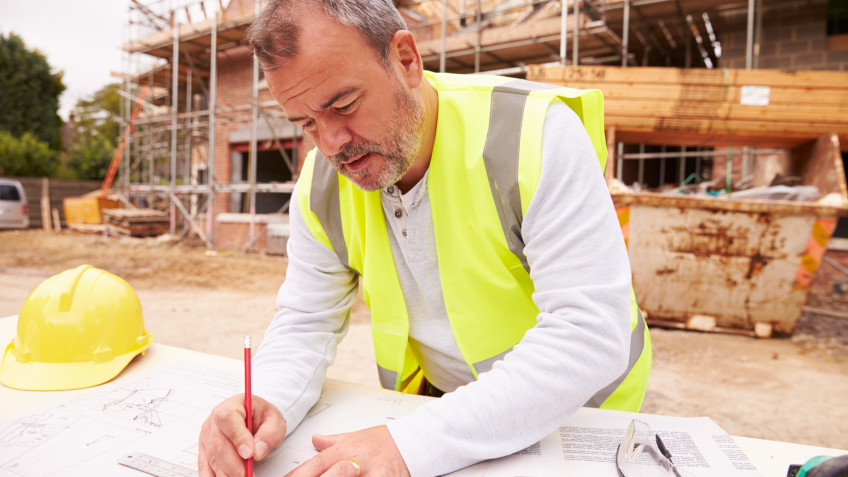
[{"left": 246, "top": 0, "right": 407, "bottom": 70}]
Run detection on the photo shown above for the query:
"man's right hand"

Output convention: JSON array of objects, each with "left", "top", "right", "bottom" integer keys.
[{"left": 198, "top": 394, "right": 286, "bottom": 477}]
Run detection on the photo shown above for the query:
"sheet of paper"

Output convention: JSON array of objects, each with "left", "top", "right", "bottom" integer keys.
[
  {"left": 740, "top": 85, "right": 771, "bottom": 106},
  {"left": 451, "top": 407, "right": 762, "bottom": 477},
  {"left": 259, "top": 393, "right": 762, "bottom": 477},
  {"left": 2, "top": 364, "right": 763, "bottom": 477},
  {"left": 256, "top": 384, "right": 433, "bottom": 475},
  {"left": 0, "top": 364, "right": 241, "bottom": 476}
]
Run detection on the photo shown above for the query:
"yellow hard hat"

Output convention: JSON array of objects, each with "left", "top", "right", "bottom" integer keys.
[{"left": 0, "top": 264, "right": 153, "bottom": 391}]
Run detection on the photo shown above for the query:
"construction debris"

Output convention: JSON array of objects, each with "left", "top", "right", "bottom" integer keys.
[
  {"left": 103, "top": 208, "right": 169, "bottom": 237},
  {"left": 604, "top": 129, "right": 848, "bottom": 337}
]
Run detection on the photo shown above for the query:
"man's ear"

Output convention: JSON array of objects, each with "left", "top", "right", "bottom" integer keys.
[{"left": 391, "top": 30, "right": 424, "bottom": 88}]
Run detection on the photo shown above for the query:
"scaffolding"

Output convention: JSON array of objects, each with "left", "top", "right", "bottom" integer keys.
[{"left": 118, "top": 0, "right": 781, "bottom": 250}]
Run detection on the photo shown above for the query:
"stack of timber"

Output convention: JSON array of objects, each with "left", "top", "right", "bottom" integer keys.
[
  {"left": 103, "top": 208, "right": 169, "bottom": 237},
  {"left": 527, "top": 65, "right": 848, "bottom": 151}
]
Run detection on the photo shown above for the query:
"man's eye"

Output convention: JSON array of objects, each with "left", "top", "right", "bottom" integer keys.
[
  {"left": 302, "top": 120, "right": 316, "bottom": 131},
  {"left": 336, "top": 99, "right": 358, "bottom": 114}
]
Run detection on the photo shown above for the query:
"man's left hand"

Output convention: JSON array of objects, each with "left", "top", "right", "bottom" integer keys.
[{"left": 285, "top": 425, "right": 411, "bottom": 477}]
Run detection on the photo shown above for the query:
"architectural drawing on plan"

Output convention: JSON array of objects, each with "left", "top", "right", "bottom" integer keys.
[
  {"left": 0, "top": 364, "right": 243, "bottom": 476},
  {"left": 102, "top": 387, "right": 175, "bottom": 426},
  {"left": 0, "top": 409, "right": 77, "bottom": 448},
  {"left": 74, "top": 377, "right": 209, "bottom": 429},
  {"left": 0, "top": 405, "right": 143, "bottom": 476}
]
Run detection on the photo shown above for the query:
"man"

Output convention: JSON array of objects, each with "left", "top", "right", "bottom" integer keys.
[{"left": 198, "top": 1, "right": 651, "bottom": 476}]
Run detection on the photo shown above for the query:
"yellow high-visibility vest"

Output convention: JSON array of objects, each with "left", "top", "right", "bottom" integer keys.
[{"left": 297, "top": 72, "right": 651, "bottom": 411}]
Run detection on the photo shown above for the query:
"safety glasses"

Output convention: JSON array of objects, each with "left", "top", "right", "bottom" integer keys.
[{"left": 616, "top": 420, "right": 685, "bottom": 477}]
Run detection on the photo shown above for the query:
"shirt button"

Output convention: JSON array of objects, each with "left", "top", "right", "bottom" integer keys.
[
  {"left": 402, "top": 229, "right": 407, "bottom": 238},
  {"left": 387, "top": 186, "right": 395, "bottom": 194},
  {"left": 394, "top": 209, "right": 403, "bottom": 218}
]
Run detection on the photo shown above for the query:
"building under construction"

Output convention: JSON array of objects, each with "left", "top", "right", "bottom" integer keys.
[{"left": 119, "top": 0, "right": 848, "bottom": 253}]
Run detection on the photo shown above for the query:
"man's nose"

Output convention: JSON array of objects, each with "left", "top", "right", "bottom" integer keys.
[{"left": 317, "top": 117, "right": 352, "bottom": 157}]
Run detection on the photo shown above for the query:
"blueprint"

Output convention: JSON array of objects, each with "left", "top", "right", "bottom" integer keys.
[
  {"left": 448, "top": 408, "right": 763, "bottom": 477},
  {"left": 0, "top": 364, "right": 241, "bottom": 476},
  {"left": 256, "top": 391, "right": 763, "bottom": 477},
  {"left": 2, "top": 363, "right": 764, "bottom": 477},
  {"left": 256, "top": 385, "right": 433, "bottom": 475}
]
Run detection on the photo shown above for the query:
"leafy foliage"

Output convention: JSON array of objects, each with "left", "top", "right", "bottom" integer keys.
[
  {"left": 0, "top": 33, "right": 65, "bottom": 151},
  {"left": 66, "top": 83, "right": 123, "bottom": 180},
  {"left": 0, "top": 130, "right": 57, "bottom": 176}
]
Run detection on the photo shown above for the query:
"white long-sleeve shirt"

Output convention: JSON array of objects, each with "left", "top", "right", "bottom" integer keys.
[{"left": 252, "top": 101, "right": 633, "bottom": 476}]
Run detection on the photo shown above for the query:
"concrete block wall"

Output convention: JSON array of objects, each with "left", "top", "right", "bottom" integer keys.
[{"left": 719, "top": 0, "right": 847, "bottom": 71}]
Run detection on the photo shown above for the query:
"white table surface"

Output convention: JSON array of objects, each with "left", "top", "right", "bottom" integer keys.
[{"left": 1, "top": 315, "right": 844, "bottom": 476}]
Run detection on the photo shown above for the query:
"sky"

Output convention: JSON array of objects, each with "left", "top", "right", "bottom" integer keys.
[{"left": 0, "top": 0, "right": 128, "bottom": 120}]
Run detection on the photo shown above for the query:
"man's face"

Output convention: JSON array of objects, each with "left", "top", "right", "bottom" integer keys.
[{"left": 264, "top": 8, "right": 425, "bottom": 191}]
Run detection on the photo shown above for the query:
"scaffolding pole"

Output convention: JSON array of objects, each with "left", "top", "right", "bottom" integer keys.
[
  {"left": 440, "top": 0, "right": 448, "bottom": 72},
  {"left": 754, "top": 0, "right": 763, "bottom": 69},
  {"left": 475, "top": 0, "right": 482, "bottom": 72},
  {"left": 745, "top": 0, "right": 754, "bottom": 70},
  {"left": 622, "top": 0, "right": 629, "bottom": 67},
  {"left": 573, "top": 0, "right": 580, "bottom": 65},
  {"left": 249, "top": 0, "right": 261, "bottom": 242},
  {"left": 123, "top": 40, "right": 131, "bottom": 197},
  {"left": 185, "top": 67, "right": 192, "bottom": 187},
  {"left": 170, "top": 20, "right": 180, "bottom": 235},
  {"left": 207, "top": 7, "right": 217, "bottom": 244},
  {"left": 560, "top": 0, "right": 568, "bottom": 65}
]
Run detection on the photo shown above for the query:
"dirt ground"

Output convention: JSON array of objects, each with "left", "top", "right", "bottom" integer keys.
[{"left": 1, "top": 229, "right": 847, "bottom": 453}]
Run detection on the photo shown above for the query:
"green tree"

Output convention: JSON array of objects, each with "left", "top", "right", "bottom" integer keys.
[
  {"left": 0, "top": 33, "right": 65, "bottom": 150},
  {"left": 66, "top": 83, "right": 122, "bottom": 180},
  {"left": 0, "top": 131, "right": 57, "bottom": 176}
]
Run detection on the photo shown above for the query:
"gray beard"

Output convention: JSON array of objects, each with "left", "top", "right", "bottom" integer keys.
[{"left": 328, "top": 84, "right": 425, "bottom": 192}]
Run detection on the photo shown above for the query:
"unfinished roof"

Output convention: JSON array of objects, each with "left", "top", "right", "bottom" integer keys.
[
  {"left": 402, "top": 0, "right": 791, "bottom": 72},
  {"left": 124, "top": 0, "right": 792, "bottom": 92}
]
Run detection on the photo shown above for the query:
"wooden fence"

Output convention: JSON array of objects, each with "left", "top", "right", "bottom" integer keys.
[{"left": 12, "top": 177, "right": 102, "bottom": 229}]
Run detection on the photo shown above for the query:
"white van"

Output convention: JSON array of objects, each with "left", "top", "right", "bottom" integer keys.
[{"left": 0, "top": 179, "right": 29, "bottom": 229}]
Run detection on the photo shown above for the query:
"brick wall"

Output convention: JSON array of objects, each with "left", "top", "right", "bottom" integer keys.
[
  {"left": 214, "top": 222, "right": 271, "bottom": 252},
  {"left": 211, "top": 47, "right": 246, "bottom": 247},
  {"left": 210, "top": 46, "right": 312, "bottom": 251},
  {"left": 720, "top": 0, "right": 847, "bottom": 71}
]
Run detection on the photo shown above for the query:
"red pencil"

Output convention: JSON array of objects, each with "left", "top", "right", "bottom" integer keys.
[{"left": 244, "top": 335, "right": 253, "bottom": 477}]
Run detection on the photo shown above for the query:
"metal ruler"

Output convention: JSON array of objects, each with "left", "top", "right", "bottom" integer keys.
[{"left": 118, "top": 453, "right": 195, "bottom": 477}]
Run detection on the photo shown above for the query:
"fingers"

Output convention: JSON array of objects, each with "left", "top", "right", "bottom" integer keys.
[
  {"left": 199, "top": 394, "right": 287, "bottom": 476},
  {"left": 197, "top": 443, "right": 214, "bottom": 477},
  {"left": 320, "top": 459, "right": 362, "bottom": 477},
  {"left": 199, "top": 407, "right": 248, "bottom": 477},
  {"left": 312, "top": 433, "right": 342, "bottom": 452},
  {"left": 285, "top": 448, "right": 336, "bottom": 477},
  {"left": 286, "top": 426, "right": 410, "bottom": 477},
  {"left": 253, "top": 398, "right": 286, "bottom": 460}
]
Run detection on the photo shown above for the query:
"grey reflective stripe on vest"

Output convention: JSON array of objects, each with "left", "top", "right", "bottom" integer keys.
[
  {"left": 482, "top": 80, "right": 558, "bottom": 274},
  {"left": 378, "top": 365, "right": 397, "bottom": 390},
  {"left": 583, "top": 308, "right": 647, "bottom": 408},
  {"left": 311, "top": 152, "right": 350, "bottom": 268},
  {"left": 379, "top": 365, "right": 422, "bottom": 391},
  {"left": 472, "top": 349, "right": 511, "bottom": 376}
]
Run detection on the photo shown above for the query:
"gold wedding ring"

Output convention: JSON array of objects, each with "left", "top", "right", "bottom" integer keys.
[{"left": 349, "top": 459, "right": 361, "bottom": 477}]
